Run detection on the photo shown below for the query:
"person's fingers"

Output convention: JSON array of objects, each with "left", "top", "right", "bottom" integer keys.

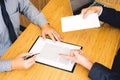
[
  {"left": 28, "top": 59, "right": 35, "bottom": 65},
  {"left": 59, "top": 53, "right": 69, "bottom": 56},
  {"left": 70, "top": 49, "right": 80, "bottom": 53},
  {"left": 83, "top": 10, "right": 93, "bottom": 19},
  {"left": 81, "top": 8, "right": 89, "bottom": 18},
  {"left": 29, "top": 61, "right": 35, "bottom": 67},
  {"left": 42, "top": 31, "right": 60, "bottom": 41},
  {"left": 41, "top": 24, "right": 62, "bottom": 41},
  {"left": 70, "top": 49, "right": 83, "bottom": 56},
  {"left": 80, "top": 50, "right": 83, "bottom": 54},
  {"left": 52, "top": 31, "right": 62, "bottom": 41},
  {"left": 59, "top": 53, "right": 72, "bottom": 59},
  {"left": 74, "top": 51, "right": 81, "bottom": 57},
  {"left": 81, "top": 7, "right": 98, "bottom": 19},
  {"left": 59, "top": 53, "right": 77, "bottom": 61},
  {"left": 42, "top": 32, "right": 46, "bottom": 40},
  {"left": 24, "top": 60, "right": 35, "bottom": 69},
  {"left": 26, "top": 57, "right": 35, "bottom": 65},
  {"left": 48, "top": 32, "right": 56, "bottom": 41},
  {"left": 81, "top": 8, "right": 87, "bottom": 15}
]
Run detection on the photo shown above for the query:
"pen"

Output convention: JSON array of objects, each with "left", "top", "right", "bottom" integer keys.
[{"left": 24, "top": 53, "right": 40, "bottom": 60}]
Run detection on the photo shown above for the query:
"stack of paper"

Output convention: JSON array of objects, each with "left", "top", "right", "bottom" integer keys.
[{"left": 61, "top": 13, "right": 100, "bottom": 32}]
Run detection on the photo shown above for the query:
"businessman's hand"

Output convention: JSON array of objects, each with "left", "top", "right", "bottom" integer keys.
[
  {"left": 59, "top": 49, "right": 93, "bottom": 70},
  {"left": 12, "top": 53, "right": 35, "bottom": 70},
  {"left": 41, "top": 24, "right": 62, "bottom": 41},
  {"left": 81, "top": 6, "right": 102, "bottom": 19}
]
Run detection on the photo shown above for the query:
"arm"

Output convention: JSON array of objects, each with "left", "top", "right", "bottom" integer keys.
[
  {"left": 0, "top": 53, "right": 35, "bottom": 72},
  {"left": 11, "top": 53, "right": 35, "bottom": 70},
  {"left": 99, "top": 7, "right": 120, "bottom": 28},
  {"left": 18, "top": 0, "right": 61, "bottom": 41},
  {"left": 81, "top": 6, "right": 120, "bottom": 28},
  {"left": 18, "top": 0, "right": 48, "bottom": 27},
  {"left": 60, "top": 49, "right": 120, "bottom": 80}
]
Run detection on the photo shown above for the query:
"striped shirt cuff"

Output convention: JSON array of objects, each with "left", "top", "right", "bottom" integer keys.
[{"left": 0, "top": 60, "right": 12, "bottom": 72}]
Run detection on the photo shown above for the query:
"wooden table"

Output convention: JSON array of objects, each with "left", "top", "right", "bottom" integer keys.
[
  {"left": 0, "top": 23, "right": 120, "bottom": 80},
  {"left": 0, "top": 0, "right": 120, "bottom": 80}
]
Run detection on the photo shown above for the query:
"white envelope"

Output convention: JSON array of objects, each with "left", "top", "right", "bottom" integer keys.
[{"left": 61, "top": 13, "right": 100, "bottom": 32}]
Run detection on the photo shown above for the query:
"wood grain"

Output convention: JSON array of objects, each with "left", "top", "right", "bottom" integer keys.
[{"left": 1, "top": 0, "right": 120, "bottom": 80}]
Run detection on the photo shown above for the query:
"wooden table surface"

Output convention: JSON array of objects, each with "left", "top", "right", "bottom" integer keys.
[
  {"left": 0, "top": 23, "right": 120, "bottom": 80},
  {"left": 0, "top": 0, "right": 120, "bottom": 80}
]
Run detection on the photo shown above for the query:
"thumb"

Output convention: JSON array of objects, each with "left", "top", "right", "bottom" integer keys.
[
  {"left": 74, "top": 51, "right": 80, "bottom": 56},
  {"left": 73, "top": 51, "right": 82, "bottom": 59}
]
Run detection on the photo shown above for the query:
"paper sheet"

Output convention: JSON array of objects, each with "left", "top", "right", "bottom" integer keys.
[
  {"left": 29, "top": 37, "right": 82, "bottom": 72},
  {"left": 61, "top": 13, "right": 100, "bottom": 32}
]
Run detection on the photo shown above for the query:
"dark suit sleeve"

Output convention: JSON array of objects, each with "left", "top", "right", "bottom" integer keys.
[
  {"left": 88, "top": 62, "right": 120, "bottom": 80},
  {"left": 99, "top": 7, "right": 120, "bottom": 28}
]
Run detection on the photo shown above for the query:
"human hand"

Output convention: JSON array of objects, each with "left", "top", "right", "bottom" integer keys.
[
  {"left": 11, "top": 53, "right": 35, "bottom": 70},
  {"left": 41, "top": 24, "right": 62, "bottom": 41},
  {"left": 81, "top": 6, "right": 102, "bottom": 19},
  {"left": 59, "top": 49, "right": 93, "bottom": 70}
]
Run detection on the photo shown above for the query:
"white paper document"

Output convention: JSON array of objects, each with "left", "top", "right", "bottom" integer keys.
[
  {"left": 29, "top": 37, "right": 82, "bottom": 72},
  {"left": 61, "top": 13, "right": 100, "bottom": 32}
]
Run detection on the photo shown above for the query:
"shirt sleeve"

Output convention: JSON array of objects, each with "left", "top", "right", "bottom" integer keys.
[
  {"left": 88, "top": 62, "right": 120, "bottom": 80},
  {"left": 18, "top": 0, "right": 48, "bottom": 27},
  {"left": 99, "top": 7, "right": 120, "bottom": 28},
  {"left": 0, "top": 60, "right": 12, "bottom": 72}
]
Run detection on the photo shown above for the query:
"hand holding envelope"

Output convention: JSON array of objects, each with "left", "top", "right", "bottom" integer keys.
[{"left": 61, "top": 13, "right": 100, "bottom": 32}]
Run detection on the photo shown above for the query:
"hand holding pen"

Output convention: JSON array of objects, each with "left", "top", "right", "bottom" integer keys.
[{"left": 11, "top": 53, "right": 40, "bottom": 70}]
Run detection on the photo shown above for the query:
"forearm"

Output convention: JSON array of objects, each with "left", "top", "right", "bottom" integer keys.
[
  {"left": 19, "top": 0, "right": 48, "bottom": 27},
  {"left": 83, "top": 60, "right": 93, "bottom": 70},
  {"left": 99, "top": 7, "right": 120, "bottom": 28},
  {"left": 79, "top": 58, "right": 93, "bottom": 70},
  {"left": 0, "top": 60, "right": 12, "bottom": 72}
]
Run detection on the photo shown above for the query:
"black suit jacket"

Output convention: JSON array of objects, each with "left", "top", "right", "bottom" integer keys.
[
  {"left": 100, "top": 7, "right": 120, "bottom": 28},
  {"left": 88, "top": 7, "right": 120, "bottom": 80},
  {"left": 88, "top": 63, "right": 120, "bottom": 80}
]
